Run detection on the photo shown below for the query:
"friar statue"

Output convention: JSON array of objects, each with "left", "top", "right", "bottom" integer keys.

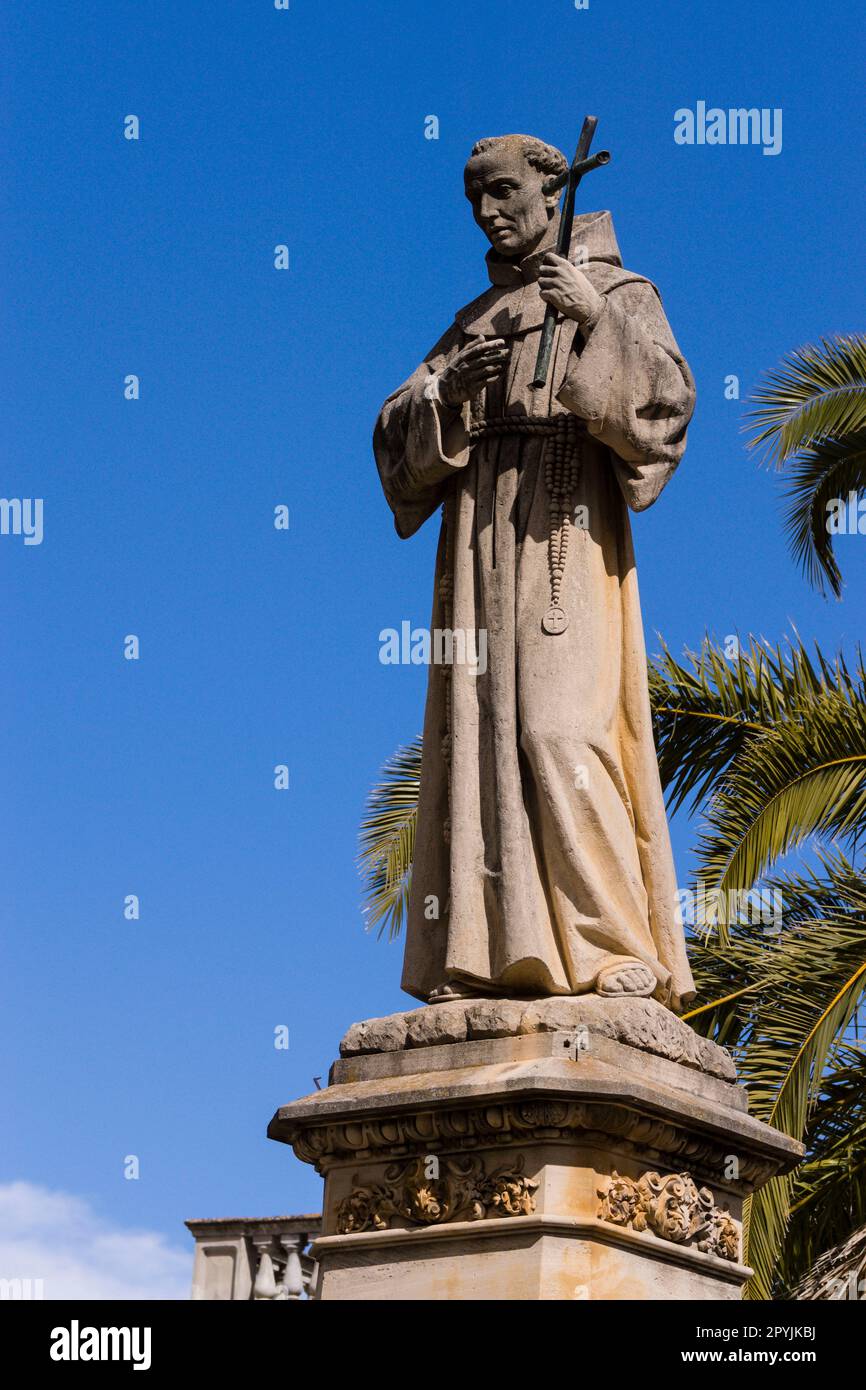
[{"left": 374, "top": 133, "right": 696, "bottom": 1013}]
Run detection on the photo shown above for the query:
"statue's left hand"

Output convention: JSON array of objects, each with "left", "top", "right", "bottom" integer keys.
[{"left": 538, "top": 253, "right": 604, "bottom": 326}]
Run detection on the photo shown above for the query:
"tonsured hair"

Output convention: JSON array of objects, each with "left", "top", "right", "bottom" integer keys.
[{"left": 467, "top": 135, "right": 568, "bottom": 180}]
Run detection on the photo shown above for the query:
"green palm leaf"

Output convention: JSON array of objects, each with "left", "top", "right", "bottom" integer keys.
[
  {"left": 746, "top": 950, "right": 866, "bottom": 1299},
  {"left": 650, "top": 638, "right": 779, "bottom": 815},
  {"left": 688, "top": 858, "right": 866, "bottom": 1298},
  {"left": 746, "top": 335, "right": 866, "bottom": 594},
  {"left": 782, "top": 1047, "right": 866, "bottom": 1292},
  {"left": 357, "top": 735, "right": 422, "bottom": 939},
  {"left": 746, "top": 335, "right": 866, "bottom": 462},
  {"left": 650, "top": 634, "right": 860, "bottom": 819},
  {"left": 698, "top": 689, "right": 866, "bottom": 899},
  {"left": 780, "top": 432, "right": 866, "bottom": 597}
]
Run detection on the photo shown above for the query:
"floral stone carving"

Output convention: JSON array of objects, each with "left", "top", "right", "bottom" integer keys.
[
  {"left": 336, "top": 1154, "right": 538, "bottom": 1235},
  {"left": 598, "top": 1169, "right": 740, "bottom": 1262}
]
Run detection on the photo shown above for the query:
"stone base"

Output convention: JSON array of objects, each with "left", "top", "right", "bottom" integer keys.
[{"left": 268, "top": 998, "right": 801, "bottom": 1301}]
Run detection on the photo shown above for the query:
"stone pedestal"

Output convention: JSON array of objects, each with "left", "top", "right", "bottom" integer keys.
[{"left": 268, "top": 998, "right": 801, "bottom": 1301}]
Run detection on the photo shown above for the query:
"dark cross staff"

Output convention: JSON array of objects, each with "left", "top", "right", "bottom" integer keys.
[{"left": 531, "top": 116, "right": 611, "bottom": 389}]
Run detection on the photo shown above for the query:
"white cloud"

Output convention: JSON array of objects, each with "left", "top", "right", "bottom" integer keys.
[{"left": 0, "top": 1181, "right": 190, "bottom": 1300}]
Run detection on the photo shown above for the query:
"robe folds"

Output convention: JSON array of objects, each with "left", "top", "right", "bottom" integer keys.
[{"left": 374, "top": 211, "right": 697, "bottom": 1012}]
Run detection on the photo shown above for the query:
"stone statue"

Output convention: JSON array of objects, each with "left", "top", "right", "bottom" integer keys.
[
  {"left": 374, "top": 133, "right": 696, "bottom": 1013},
  {"left": 278, "top": 215, "right": 796, "bottom": 1298}
]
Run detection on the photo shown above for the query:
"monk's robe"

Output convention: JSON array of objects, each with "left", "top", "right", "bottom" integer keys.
[{"left": 374, "top": 210, "right": 696, "bottom": 1012}]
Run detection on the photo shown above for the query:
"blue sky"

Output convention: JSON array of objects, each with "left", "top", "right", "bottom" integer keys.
[{"left": 1, "top": 0, "right": 863, "bottom": 1287}]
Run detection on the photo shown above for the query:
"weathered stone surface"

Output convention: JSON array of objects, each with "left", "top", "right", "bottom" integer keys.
[
  {"left": 338, "top": 995, "right": 736, "bottom": 1082},
  {"left": 404, "top": 1000, "right": 469, "bottom": 1049},
  {"left": 312, "top": 1224, "right": 747, "bottom": 1302},
  {"left": 330, "top": 1030, "right": 745, "bottom": 1112},
  {"left": 521, "top": 996, "right": 736, "bottom": 1081},
  {"left": 339, "top": 1013, "right": 408, "bottom": 1055},
  {"left": 273, "top": 1051, "right": 792, "bottom": 1185},
  {"left": 270, "top": 1031, "right": 802, "bottom": 1301},
  {"left": 464, "top": 998, "right": 527, "bottom": 1040}
]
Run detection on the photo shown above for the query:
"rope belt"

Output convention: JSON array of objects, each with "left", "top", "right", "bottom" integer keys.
[
  {"left": 468, "top": 414, "right": 583, "bottom": 635},
  {"left": 468, "top": 413, "right": 582, "bottom": 441}
]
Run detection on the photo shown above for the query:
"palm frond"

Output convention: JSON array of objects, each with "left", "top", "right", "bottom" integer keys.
[
  {"left": 781, "top": 1047, "right": 866, "bottom": 1293},
  {"left": 780, "top": 431, "right": 866, "bottom": 597},
  {"left": 686, "top": 857, "right": 866, "bottom": 1298},
  {"left": 357, "top": 735, "right": 422, "bottom": 940},
  {"left": 745, "top": 947, "right": 866, "bottom": 1299},
  {"left": 649, "top": 634, "right": 862, "bottom": 820},
  {"left": 698, "top": 689, "right": 866, "bottom": 897},
  {"left": 746, "top": 335, "right": 866, "bottom": 462}
]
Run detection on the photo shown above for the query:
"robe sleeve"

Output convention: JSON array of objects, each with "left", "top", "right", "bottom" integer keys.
[
  {"left": 373, "top": 324, "right": 473, "bottom": 539},
  {"left": 556, "top": 279, "right": 695, "bottom": 511}
]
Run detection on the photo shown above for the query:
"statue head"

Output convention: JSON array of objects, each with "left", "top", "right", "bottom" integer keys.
[{"left": 464, "top": 135, "right": 568, "bottom": 260}]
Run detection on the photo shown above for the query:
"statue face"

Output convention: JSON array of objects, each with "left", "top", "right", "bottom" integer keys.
[{"left": 464, "top": 145, "right": 556, "bottom": 259}]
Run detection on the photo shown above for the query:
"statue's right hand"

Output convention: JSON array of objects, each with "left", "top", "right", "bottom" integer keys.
[{"left": 438, "top": 337, "right": 508, "bottom": 409}]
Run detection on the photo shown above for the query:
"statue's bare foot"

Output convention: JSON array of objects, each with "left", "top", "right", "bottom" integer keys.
[
  {"left": 594, "top": 958, "right": 656, "bottom": 998},
  {"left": 427, "top": 981, "right": 479, "bottom": 1004}
]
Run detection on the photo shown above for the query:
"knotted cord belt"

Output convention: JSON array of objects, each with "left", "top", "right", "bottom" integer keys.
[{"left": 468, "top": 414, "right": 583, "bottom": 635}]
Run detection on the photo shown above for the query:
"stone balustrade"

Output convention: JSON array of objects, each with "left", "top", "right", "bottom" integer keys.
[{"left": 185, "top": 1215, "right": 321, "bottom": 1300}]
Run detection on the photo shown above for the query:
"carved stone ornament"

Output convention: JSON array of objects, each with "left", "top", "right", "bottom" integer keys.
[
  {"left": 598, "top": 1169, "right": 740, "bottom": 1262},
  {"left": 289, "top": 1099, "right": 779, "bottom": 1190},
  {"left": 336, "top": 1155, "right": 538, "bottom": 1235}
]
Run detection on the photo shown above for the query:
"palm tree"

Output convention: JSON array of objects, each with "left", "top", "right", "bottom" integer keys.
[
  {"left": 358, "top": 635, "right": 866, "bottom": 1297},
  {"left": 652, "top": 635, "right": 866, "bottom": 1296},
  {"left": 747, "top": 333, "right": 866, "bottom": 597},
  {"left": 685, "top": 865, "right": 866, "bottom": 1298}
]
